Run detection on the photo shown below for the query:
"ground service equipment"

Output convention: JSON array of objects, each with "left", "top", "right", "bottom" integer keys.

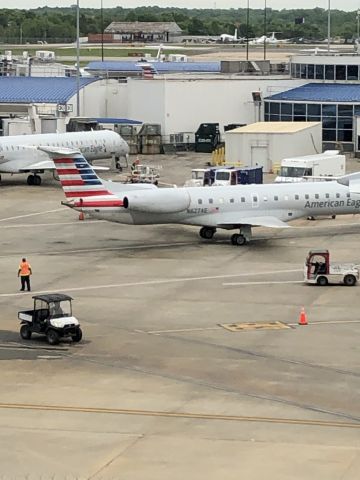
[
  {"left": 18, "top": 294, "right": 82, "bottom": 345},
  {"left": 304, "top": 250, "right": 359, "bottom": 286}
]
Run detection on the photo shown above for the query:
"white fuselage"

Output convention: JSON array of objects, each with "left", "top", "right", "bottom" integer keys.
[
  {"left": 81, "top": 180, "right": 360, "bottom": 227},
  {"left": 0, "top": 130, "right": 128, "bottom": 173}
]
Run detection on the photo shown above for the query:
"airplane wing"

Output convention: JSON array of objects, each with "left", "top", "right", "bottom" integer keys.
[
  {"left": 19, "top": 160, "right": 108, "bottom": 172},
  {"left": 217, "top": 215, "right": 290, "bottom": 229}
]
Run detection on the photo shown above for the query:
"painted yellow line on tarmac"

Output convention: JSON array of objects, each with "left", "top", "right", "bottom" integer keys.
[{"left": 0, "top": 403, "right": 358, "bottom": 429}]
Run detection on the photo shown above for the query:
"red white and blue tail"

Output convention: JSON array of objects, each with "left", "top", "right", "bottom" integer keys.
[{"left": 39, "top": 147, "right": 123, "bottom": 210}]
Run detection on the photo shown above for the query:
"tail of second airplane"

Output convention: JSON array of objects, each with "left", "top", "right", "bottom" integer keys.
[{"left": 39, "top": 146, "right": 124, "bottom": 211}]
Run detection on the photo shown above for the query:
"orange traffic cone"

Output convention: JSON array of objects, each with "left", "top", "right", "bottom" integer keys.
[
  {"left": 298, "top": 307, "right": 308, "bottom": 326},
  {"left": 79, "top": 211, "right": 84, "bottom": 221}
]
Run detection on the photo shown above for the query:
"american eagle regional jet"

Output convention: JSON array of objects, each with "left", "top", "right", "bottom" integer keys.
[
  {"left": 44, "top": 147, "right": 360, "bottom": 246},
  {"left": 0, "top": 130, "right": 128, "bottom": 185}
]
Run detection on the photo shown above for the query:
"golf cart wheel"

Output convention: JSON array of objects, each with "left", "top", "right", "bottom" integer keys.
[
  {"left": 20, "top": 324, "right": 32, "bottom": 340},
  {"left": 317, "top": 276, "right": 328, "bottom": 286},
  {"left": 344, "top": 274, "right": 357, "bottom": 287},
  {"left": 46, "top": 329, "right": 60, "bottom": 346},
  {"left": 72, "top": 328, "right": 83, "bottom": 343}
]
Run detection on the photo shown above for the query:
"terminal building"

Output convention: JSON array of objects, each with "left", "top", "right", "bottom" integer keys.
[{"left": 265, "top": 52, "right": 360, "bottom": 153}]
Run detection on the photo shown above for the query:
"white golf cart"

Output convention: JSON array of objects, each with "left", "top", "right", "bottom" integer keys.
[
  {"left": 304, "top": 250, "right": 359, "bottom": 286},
  {"left": 18, "top": 294, "right": 82, "bottom": 345}
]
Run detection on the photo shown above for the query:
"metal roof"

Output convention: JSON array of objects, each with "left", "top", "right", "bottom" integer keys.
[
  {"left": 266, "top": 83, "right": 360, "bottom": 103},
  {"left": 0, "top": 77, "right": 98, "bottom": 104},
  {"left": 227, "top": 122, "right": 320, "bottom": 134},
  {"left": 95, "top": 117, "right": 142, "bottom": 125},
  {"left": 85, "top": 61, "right": 220, "bottom": 73},
  {"left": 105, "top": 21, "right": 182, "bottom": 34}
]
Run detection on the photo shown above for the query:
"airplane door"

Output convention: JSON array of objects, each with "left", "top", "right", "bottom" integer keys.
[{"left": 252, "top": 193, "right": 259, "bottom": 208}]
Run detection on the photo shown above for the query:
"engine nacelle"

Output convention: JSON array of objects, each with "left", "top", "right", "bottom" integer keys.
[{"left": 123, "top": 188, "right": 190, "bottom": 214}]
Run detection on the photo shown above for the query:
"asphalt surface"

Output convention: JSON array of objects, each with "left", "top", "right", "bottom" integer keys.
[{"left": 0, "top": 154, "right": 360, "bottom": 479}]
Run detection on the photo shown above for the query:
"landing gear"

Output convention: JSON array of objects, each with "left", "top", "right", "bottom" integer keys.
[
  {"left": 27, "top": 174, "right": 41, "bottom": 186},
  {"left": 199, "top": 226, "right": 216, "bottom": 240},
  {"left": 231, "top": 233, "right": 247, "bottom": 246},
  {"left": 230, "top": 225, "right": 252, "bottom": 246}
]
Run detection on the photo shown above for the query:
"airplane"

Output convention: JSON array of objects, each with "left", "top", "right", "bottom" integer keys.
[
  {"left": 42, "top": 146, "right": 360, "bottom": 246},
  {"left": 220, "top": 29, "right": 245, "bottom": 43},
  {"left": 249, "top": 32, "right": 290, "bottom": 45},
  {"left": 0, "top": 130, "right": 129, "bottom": 185}
]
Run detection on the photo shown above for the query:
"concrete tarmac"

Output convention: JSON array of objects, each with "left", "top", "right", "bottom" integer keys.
[{"left": 0, "top": 159, "right": 360, "bottom": 479}]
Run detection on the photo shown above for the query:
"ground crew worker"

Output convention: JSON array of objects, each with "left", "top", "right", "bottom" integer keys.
[{"left": 18, "top": 258, "right": 32, "bottom": 291}]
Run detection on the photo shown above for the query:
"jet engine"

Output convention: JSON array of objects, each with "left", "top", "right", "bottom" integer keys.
[{"left": 123, "top": 188, "right": 190, "bottom": 214}]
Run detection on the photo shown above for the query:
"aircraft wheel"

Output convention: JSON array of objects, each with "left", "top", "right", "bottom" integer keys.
[
  {"left": 231, "top": 234, "right": 247, "bottom": 246},
  {"left": 20, "top": 324, "right": 32, "bottom": 340},
  {"left": 344, "top": 274, "right": 357, "bottom": 287},
  {"left": 34, "top": 175, "right": 42, "bottom": 186},
  {"left": 317, "top": 276, "right": 328, "bottom": 286},
  {"left": 199, "top": 227, "right": 215, "bottom": 240},
  {"left": 27, "top": 175, "right": 34, "bottom": 186}
]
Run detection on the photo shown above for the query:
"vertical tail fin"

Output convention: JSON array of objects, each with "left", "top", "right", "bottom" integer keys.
[{"left": 39, "top": 147, "right": 123, "bottom": 209}]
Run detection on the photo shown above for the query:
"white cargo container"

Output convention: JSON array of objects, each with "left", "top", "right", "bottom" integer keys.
[
  {"left": 275, "top": 150, "right": 345, "bottom": 183},
  {"left": 225, "top": 122, "right": 322, "bottom": 173}
]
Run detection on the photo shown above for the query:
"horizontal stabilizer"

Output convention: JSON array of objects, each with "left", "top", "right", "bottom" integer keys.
[{"left": 218, "top": 215, "right": 290, "bottom": 229}]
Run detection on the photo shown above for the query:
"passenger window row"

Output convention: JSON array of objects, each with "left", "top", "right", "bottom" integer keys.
[{"left": 197, "top": 192, "right": 350, "bottom": 205}]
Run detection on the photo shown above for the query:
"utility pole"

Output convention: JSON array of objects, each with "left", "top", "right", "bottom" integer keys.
[
  {"left": 76, "top": 0, "right": 80, "bottom": 117},
  {"left": 246, "top": 0, "right": 250, "bottom": 61},
  {"left": 357, "top": 9, "right": 360, "bottom": 41},
  {"left": 327, "top": 0, "right": 331, "bottom": 53}
]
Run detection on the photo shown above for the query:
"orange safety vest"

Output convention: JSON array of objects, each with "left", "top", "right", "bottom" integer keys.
[{"left": 19, "top": 261, "right": 31, "bottom": 276}]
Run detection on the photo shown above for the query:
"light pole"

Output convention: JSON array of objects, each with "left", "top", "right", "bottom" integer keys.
[
  {"left": 101, "top": 0, "right": 104, "bottom": 62},
  {"left": 357, "top": 9, "right": 360, "bottom": 40},
  {"left": 263, "top": 0, "right": 267, "bottom": 60},
  {"left": 327, "top": 0, "right": 331, "bottom": 53},
  {"left": 76, "top": 0, "right": 80, "bottom": 117},
  {"left": 246, "top": 0, "right": 249, "bottom": 61}
]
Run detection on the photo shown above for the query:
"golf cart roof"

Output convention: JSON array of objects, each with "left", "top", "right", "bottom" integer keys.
[
  {"left": 32, "top": 294, "right": 73, "bottom": 303},
  {"left": 308, "top": 250, "right": 329, "bottom": 255}
]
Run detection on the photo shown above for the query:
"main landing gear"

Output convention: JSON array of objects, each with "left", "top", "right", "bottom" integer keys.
[
  {"left": 199, "top": 225, "right": 252, "bottom": 246},
  {"left": 199, "top": 226, "right": 216, "bottom": 239},
  {"left": 27, "top": 174, "right": 42, "bottom": 186}
]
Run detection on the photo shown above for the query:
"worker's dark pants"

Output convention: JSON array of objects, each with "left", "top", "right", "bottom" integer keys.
[{"left": 20, "top": 275, "right": 30, "bottom": 291}]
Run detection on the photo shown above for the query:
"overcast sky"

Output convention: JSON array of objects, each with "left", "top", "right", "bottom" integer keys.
[{"left": 7, "top": 0, "right": 360, "bottom": 11}]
